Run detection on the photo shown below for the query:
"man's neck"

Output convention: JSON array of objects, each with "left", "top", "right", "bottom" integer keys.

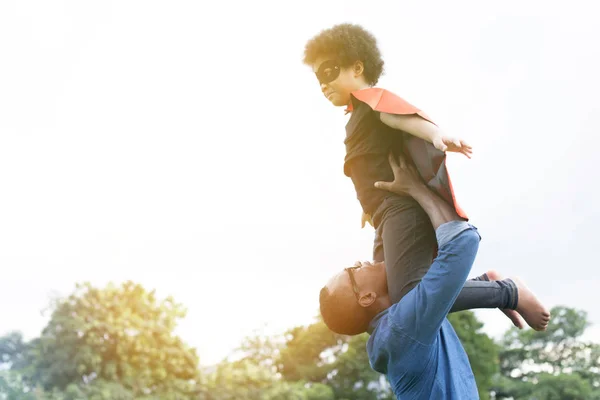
[
  {"left": 366, "top": 300, "right": 391, "bottom": 334},
  {"left": 368, "top": 296, "right": 392, "bottom": 318}
]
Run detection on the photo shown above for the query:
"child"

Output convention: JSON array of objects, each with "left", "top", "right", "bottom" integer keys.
[{"left": 304, "top": 24, "right": 472, "bottom": 304}]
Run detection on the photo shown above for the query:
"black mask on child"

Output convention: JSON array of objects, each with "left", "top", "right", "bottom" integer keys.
[{"left": 315, "top": 60, "right": 341, "bottom": 85}]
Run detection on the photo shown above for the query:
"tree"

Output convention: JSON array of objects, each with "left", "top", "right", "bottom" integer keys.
[
  {"left": 277, "top": 320, "right": 339, "bottom": 383},
  {"left": 0, "top": 370, "right": 37, "bottom": 400},
  {"left": 326, "top": 333, "right": 393, "bottom": 400},
  {"left": 0, "top": 281, "right": 200, "bottom": 399},
  {"left": 199, "top": 358, "right": 335, "bottom": 400},
  {"left": 492, "top": 306, "right": 600, "bottom": 400},
  {"left": 240, "top": 318, "right": 393, "bottom": 399},
  {"left": 528, "top": 373, "right": 594, "bottom": 400},
  {"left": 233, "top": 313, "right": 497, "bottom": 399}
]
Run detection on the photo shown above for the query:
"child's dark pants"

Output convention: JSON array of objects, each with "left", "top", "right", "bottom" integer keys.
[{"left": 372, "top": 195, "right": 518, "bottom": 311}]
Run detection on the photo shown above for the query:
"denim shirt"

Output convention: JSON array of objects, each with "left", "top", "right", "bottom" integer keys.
[{"left": 366, "top": 222, "right": 481, "bottom": 399}]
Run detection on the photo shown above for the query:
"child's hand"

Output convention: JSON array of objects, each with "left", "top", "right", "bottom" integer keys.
[{"left": 432, "top": 136, "right": 472, "bottom": 158}]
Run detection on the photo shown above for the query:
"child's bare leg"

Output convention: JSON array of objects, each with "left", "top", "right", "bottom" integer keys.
[
  {"left": 485, "top": 270, "right": 524, "bottom": 329},
  {"left": 481, "top": 270, "right": 550, "bottom": 331},
  {"left": 510, "top": 276, "right": 551, "bottom": 331}
]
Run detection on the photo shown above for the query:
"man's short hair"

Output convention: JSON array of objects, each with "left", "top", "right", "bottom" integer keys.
[
  {"left": 303, "top": 23, "right": 385, "bottom": 86},
  {"left": 319, "top": 285, "right": 371, "bottom": 335}
]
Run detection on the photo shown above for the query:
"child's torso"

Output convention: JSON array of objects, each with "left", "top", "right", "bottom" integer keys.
[{"left": 344, "top": 99, "right": 406, "bottom": 215}]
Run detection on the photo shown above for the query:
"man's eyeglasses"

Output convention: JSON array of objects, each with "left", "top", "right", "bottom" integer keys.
[{"left": 345, "top": 265, "right": 361, "bottom": 300}]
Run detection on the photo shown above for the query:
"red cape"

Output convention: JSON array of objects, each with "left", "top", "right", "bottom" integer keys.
[{"left": 348, "top": 88, "right": 468, "bottom": 220}]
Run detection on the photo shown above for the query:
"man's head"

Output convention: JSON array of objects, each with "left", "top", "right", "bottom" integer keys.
[
  {"left": 303, "top": 24, "right": 385, "bottom": 107},
  {"left": 319, "top": 261, "right": 391, "bottom": 335}
]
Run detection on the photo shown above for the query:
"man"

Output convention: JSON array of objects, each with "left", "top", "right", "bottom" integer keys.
[{"left": 319, "top": 154, "right": 550, "bottom": 399}]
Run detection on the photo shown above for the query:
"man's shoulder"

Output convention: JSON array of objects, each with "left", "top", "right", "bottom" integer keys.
[
  {"left": 368, "top": 309, "right": 442, "bottom": 393},
  {"left": 369, "top": 305, "right": 426, "bottom": 347}
]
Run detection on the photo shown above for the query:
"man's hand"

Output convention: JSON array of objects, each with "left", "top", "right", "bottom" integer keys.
[
  {"left": 374, "top": 153, "right": 425, "bottom": 195},
  {"left": 432, "top": 135, "right": 472, "bottom": 158}
]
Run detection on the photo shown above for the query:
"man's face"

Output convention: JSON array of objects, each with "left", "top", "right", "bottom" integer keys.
[
  {"left": 311, "top": 56, "right": 363, "bottom": 107},
  {"left": 325, "top": 261, "right": 388, "bottom": 301}
]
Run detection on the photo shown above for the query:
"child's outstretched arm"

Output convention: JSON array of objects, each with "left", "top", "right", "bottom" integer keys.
[{"left": 379, "top": 113, "right": 472, "bottom": 158}]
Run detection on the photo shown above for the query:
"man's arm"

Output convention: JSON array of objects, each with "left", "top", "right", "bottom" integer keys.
[
  {"left": 374, "top": 153, "right": 460, "bottom": 229},
  {"left": 388, "top": 224, "right": 480, "bottom": 343},
  {"left": 379, "top": 113, "right": 472, "bottom": 158},
  {"left": 375, "top": 154, "right": 479, "bottom": 343}
]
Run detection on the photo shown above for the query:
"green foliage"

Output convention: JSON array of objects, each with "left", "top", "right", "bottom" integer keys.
[
  {"left": 198, "top": 359, "right": 335, "bottom": 400},
  {"left": 0, "top": 370, "right": 37, "bottom": 400},
  {"left": 0, "top": 281, "right": 199, "bottom": 399},
  {"left": 493, "top": 306, "right": 600, "bottom": 400},
  {"left": 326, "top": 333, "right": 392, "bottom": 400},
  {"left": 225, "top": 316, "right": 393, "bottom": 399},
  {"left": 2, "top": 280, "right": 598, "bottom": 400},
  {"left": 529, "top": 373, "right": 594, "bottom": 400},
  {"left": 277, "top": 320, "right": 339, "bottom": 382},
  {"left": 237, "top": 320, "right": 393, "bottom": 400}
]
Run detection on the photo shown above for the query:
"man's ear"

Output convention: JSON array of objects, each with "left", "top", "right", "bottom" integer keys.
[
  {"left": 353, "top": 61, "right": 365, "bottom": 77},
  {"left": 358, "top": 292, "right": 377, "bottom": 308}
]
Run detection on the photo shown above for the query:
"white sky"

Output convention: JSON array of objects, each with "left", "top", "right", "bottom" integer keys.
[{"left": 1, "top": 0, "right": 599, "bottom": 366}]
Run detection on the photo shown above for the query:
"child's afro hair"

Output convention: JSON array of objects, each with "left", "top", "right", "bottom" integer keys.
[{"left": 303, "top": 23, "right": 385, "bottom": 86}]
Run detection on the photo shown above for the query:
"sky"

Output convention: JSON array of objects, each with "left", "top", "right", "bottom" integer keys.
[{"left": 1, "top": 0, "right": 599, "bottom": 366}]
